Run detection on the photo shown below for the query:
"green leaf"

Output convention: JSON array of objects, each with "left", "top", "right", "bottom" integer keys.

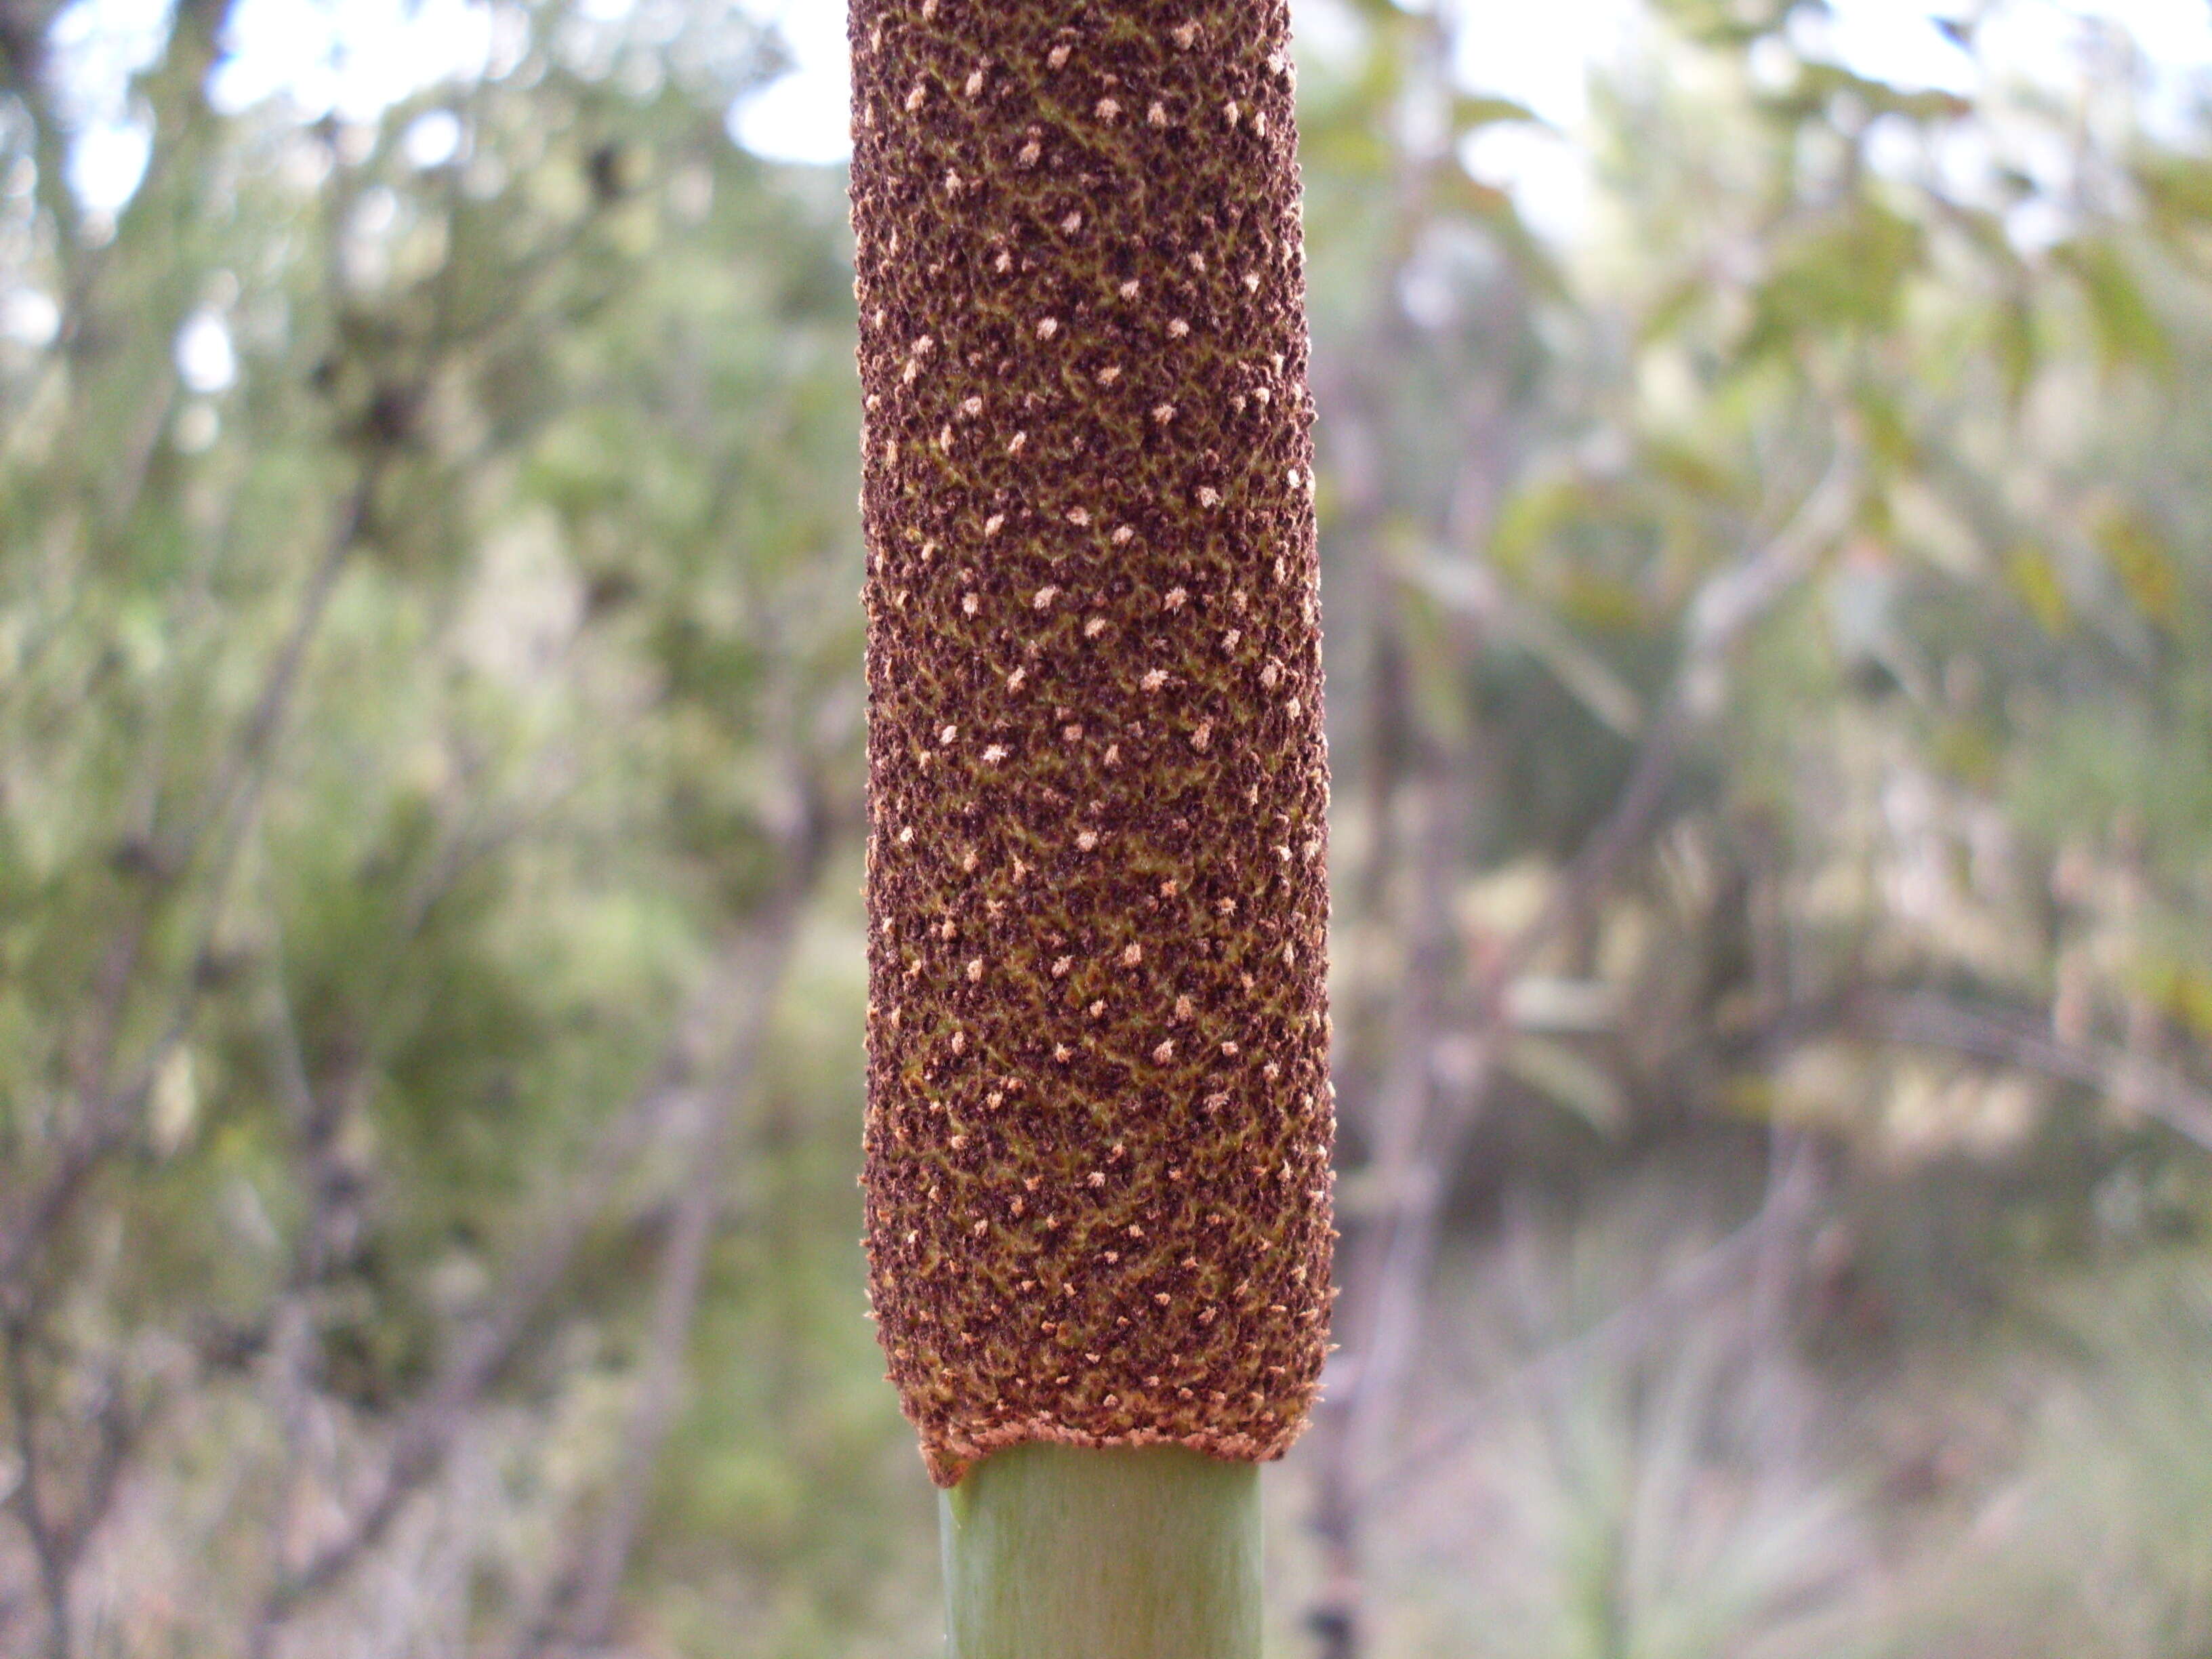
[
  {"left": 1450, "top": 93, "right": 1543, "bottom": 134},
  {"left": 1742, "top": 200, "right": 1924, "bottom": 357},
  {"left": 2095, "top": 506, "right": 2181, "bottom": 628},
  {"left": 2134, "top": 155, "right": 2212, "bottom": 229},
  {"left": 2053, "top": 237, "right": 2171, "bottom": 375},
  {"left": 1503, "top": 1035, "right": 1628, "bottom": 1135},
  {"left": 1433, "top": 166, "right": 1515, "bottom": 222},
  {"left": 2005, "top": 544, "right": 2070, "bottom": 635},
  {"left": 1639, "top": 435, "right": 1736, "bottom": 504},
  {"left": 1760, "top": 62, "right": 1973, "bottom": 126},
  {"left": 1407, "top": 556, "right": 1648, "bottom": 736},
  {"left": 1489, "top": 474, "right": 1586, "bottom": 580},
  {"left": 1637, "top": 273, "right": 1708, "bottom": 346},
  {"left": 1994, "top": 291, "right": 2039, "bottom": 410}
]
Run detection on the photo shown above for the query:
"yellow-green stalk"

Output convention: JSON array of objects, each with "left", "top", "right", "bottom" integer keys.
[{"left": 850, "top": 1, "right": 1330, "bottom": 1648}]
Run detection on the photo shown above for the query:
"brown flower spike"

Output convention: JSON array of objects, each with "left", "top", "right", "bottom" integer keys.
[{"left": 852, "top": 0, "right": 1332, "bottom": 1488}]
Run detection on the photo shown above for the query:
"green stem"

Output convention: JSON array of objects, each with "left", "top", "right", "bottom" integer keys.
[{"left": 939, "top": 1444, "right": 1262, "bottom": 1659}]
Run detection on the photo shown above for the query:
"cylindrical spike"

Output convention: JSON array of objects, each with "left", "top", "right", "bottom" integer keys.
[{"left": 851, "top": 0, "right": 1331, "bottom": 1491}]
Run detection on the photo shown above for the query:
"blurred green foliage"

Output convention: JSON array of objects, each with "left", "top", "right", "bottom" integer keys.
[{"left": 1, "top": 0, "right": 2209, "bottom": 1655}]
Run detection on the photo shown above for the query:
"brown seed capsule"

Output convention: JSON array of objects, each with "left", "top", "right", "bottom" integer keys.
[{"left": 853, "top": 0, "right": 1331, "bottom": 1490}]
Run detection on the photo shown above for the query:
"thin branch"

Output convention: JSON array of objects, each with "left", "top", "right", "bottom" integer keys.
[
  {"left": 1334, "top": 422, "right": 1860, "bottom": 1458},
  {"left": 1359, "top": 980, "right": 2212, "bottom": 1512},
  {"left": 1326, "top": 444, "right": 1851, "bottom": 1366},
  {"left": 1325, "top": 760, "right": 1488, "bottom": 1467},
  {"left": 1365, "top": 1169, "right": 1814, "bottom": 1500},
  {"left": 1305, "top": 16, "right": 1512, "bottom": 1647},
  {"left": 254, "top": 794, "right": 832, "bottom": 1643},
  {"left": 0, "top": 1305, "right": 148, "bottom": 1659},
  {"left": 2, "top": 1313, "right": 70, "bottom": 1659},
  {"left": 1838, "top": 991, "right": 2212, "bottom": 1154},
  {"left": 249, "top": 1071, "right": 677, "bottom": 1634},
  {"left": 0, "top": 466, "right": 377, "bottom": 1293},
  {"left": 526, "top": 905, "right": 799, "bottom": 1657},
  {"left": 167, "top": 471, "right": 377, "bottom": 880},
  {"left": 56, "top": 1366, "right": 135, "bottom": 1576},
  {"left": 1307, "top": 426, "right": 1861, "bottom": 1659},
  {"left": 1480, "top": 438, "right": 1862, "bottom": 1006}
]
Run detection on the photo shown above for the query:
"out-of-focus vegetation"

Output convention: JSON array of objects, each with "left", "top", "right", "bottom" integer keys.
[{"left": 1, "top": 0, "right": 2208, "bottom": 1654}]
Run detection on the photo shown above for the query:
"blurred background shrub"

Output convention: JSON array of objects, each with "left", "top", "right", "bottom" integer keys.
[{"left": 1, "top": 0, "right": 2208, "bottom": 1654}]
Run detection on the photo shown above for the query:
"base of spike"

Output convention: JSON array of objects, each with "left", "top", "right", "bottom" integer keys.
[{"left": 939, "top": 1443, "right": 1262, "bottom": 1659}]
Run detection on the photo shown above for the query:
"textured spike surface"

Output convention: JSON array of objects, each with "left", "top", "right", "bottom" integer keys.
[{"left": 851, "top": 0, "right": 1332, "bottom": 1488}]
